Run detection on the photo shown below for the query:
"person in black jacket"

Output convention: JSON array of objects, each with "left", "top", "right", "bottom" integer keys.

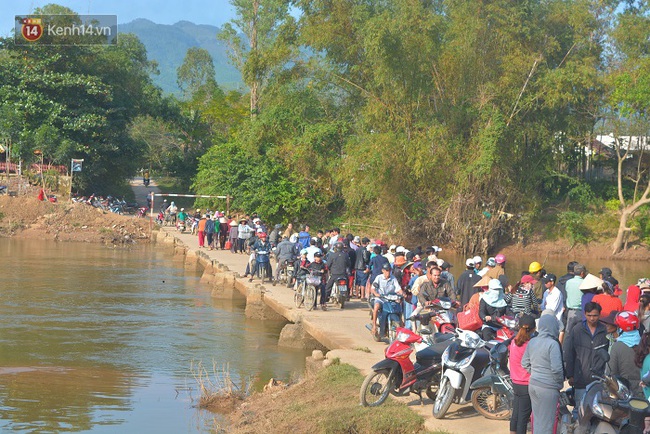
[
  {"left": 479, "top": 279, "right": 510, "bottom": 341},
  {"left": 563, "top": 301, "right": 609, "bottom": 418},
  {"left": 353, "top": 237, "right": 371, "bottom": 299},
  {"left": 325, "top": 242, "right": 351, "bottom": 306}
]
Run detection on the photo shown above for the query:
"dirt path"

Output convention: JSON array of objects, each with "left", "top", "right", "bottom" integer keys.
[
  {"left": 129, "top": 178, "right": 160, "bottom": 207},
  {"left": 161, "top": 227, "right": 509, "bottom": 434}
]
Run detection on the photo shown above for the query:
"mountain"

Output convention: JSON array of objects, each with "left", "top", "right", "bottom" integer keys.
[{"left": 119, "top": 19, "right": 243, "bottom": 96}]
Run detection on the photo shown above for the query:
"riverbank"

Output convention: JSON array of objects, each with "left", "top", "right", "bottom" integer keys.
[{"left": 0, "top": 195, "right": 152, "bottom": 245}]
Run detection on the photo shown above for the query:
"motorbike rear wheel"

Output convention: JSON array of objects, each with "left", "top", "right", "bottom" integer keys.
[
  {"left": 471, "top": 387, "right": 512, "bottom": 420},
  {"left": 360, "top": 370, "right": 393, "bottom": 407},
  {"left": 305, "top": 286, "right": 316, "bottom": 311},
  {"left": 433, "top": 377, "right": 454, "bottom": 419}
]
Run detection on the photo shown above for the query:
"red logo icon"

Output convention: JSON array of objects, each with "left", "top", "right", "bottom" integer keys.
[{"left": 21, "top": 18, "right": 43, "bottom": 42}]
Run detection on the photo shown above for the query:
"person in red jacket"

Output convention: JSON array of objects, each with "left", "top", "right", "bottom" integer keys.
[{"left": 593, "top": 279, "right": 623, "bottom": 317}]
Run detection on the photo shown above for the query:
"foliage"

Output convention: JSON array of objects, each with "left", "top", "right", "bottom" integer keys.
[
  {"left": 567, "top": 183, "right": 600, "bottom": 210},
  {"left": 0, "top": 5, "right": 164, "bottom": 193},
  {"left": 557, "top": 211, "right": 592, "bottom": 245}
]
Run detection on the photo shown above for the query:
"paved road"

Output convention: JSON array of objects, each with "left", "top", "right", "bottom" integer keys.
[
  {"left": 158, "top": 225, "right": 510, "bottom": 434},
  {"left": 129, "top": 178, "right": 160, "bottom": 207}
]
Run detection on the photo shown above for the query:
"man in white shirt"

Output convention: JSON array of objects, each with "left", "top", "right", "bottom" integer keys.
[
  {"left": 541, "top": 273, "right": 565, "bottom": 341},
  {"left": 305, "top": 238, "right": 322, "bottom": 262}
]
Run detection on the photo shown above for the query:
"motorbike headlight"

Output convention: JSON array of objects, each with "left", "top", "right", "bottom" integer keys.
[
  {"left": 591, "top": 395, "right": 605, "bottom": 418},
  {"left": 396, "top": 331, "right": 410, "bottom": 343}
]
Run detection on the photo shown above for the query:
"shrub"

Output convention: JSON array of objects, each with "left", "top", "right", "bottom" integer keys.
[
  {"left": 605, "top": 199, "right": 620, "bottom": 211},
  {"left": 567, "top": 183, "right": 599, "bottom": 209},
  {"left": 557, "top": 211, "right": 591, "bottom": 245}
]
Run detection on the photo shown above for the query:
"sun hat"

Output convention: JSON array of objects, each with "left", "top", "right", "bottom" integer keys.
[
  {"left": 488, "top": 279, "right": 503, "bottom": 290},
  {"left": 579, "top": 274, "right": 604, "bottom": 292}
]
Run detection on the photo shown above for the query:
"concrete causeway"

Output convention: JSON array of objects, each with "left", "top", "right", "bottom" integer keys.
[{"left": 155, "top": 226, "right": 509, "bottom": 433}]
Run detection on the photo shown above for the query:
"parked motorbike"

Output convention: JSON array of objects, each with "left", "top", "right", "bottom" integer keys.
[
  {"left": 329, "top": 276, "right": 348, "bottom": 309},
  {"left": 366, "top": 294, "right": 403, "bottom": 343},
  {"left": 577, "top": 374, "right": 649, "bottom": 434},
  {"left": 469, "top": 339, "right": 513, "bottom": 420},
  {"left": 360, "top": 326, "right": 455, "bottom": 407},
  {"left": 433, "top": 328, "right": 491, "bottom": 419}
]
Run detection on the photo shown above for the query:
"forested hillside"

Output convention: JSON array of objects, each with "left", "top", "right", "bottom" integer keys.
[{"left": 120, "top": 19, "right": 242, "bottom": 94}]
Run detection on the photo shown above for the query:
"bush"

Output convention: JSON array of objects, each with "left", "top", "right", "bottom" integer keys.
[
  {"left": 557, "top": 211, "right": 591, "bottom": 245},
  {"left": 567, "top": 183, "right": 600, "bottom": 210},
  {"left": 605, "top": 199, "right": 620, "bottom": 211}
]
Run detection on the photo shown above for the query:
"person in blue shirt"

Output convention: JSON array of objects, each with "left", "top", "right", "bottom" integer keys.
[{"left": 298, "top": 224, "right": 311, "bottom": 249}]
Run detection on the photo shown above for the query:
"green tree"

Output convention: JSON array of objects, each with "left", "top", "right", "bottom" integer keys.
[{"left": 219, "top": 0, "right": 296, "bottom": 117}]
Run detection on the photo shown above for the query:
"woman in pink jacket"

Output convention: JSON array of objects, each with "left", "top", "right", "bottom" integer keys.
[{"left": 509, "top": 314, "right": 536, "bottom": 434}]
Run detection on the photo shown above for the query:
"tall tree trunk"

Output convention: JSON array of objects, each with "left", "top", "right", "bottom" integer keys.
[
  {"left": 250, "top": 0, "right": 259, "bottom": 118},
  {"left": 612, "top": 209, "right": 630, "bottom": 254}
]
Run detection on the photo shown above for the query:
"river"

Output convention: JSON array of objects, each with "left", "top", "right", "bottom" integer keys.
[{"left": 0, "top": 239, "right": 309, "bottom": 433}]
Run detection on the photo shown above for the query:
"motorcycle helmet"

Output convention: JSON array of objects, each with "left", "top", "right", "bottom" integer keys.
[
  {"left": 528, "top": 261, "right": 542, "bottom": 273},
  {"left": 495, "top": 254, "right": 506, "bottom": 264},
  {"left": 381, "top": 263, "right": 391, "bottom": 271},
  {"left": 313, "top": 251, "right": 323, "bottom": 258},
  {"left": 300, "top": 248, "right": 308, "bottom": 256},
  {"left": 259, "top": 232, "right": 267, "bottom": 238},
  {"left": 615, "top": 311, "right": 639, "bottom": 332},
  {"left": 334, "top": 242, "right": 343, "bottom": 252}
]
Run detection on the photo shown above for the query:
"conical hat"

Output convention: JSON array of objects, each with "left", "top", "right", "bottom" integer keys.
[
  {"left": 473, "top": 274, "right": 491, "bottom": 288},
  {"left": 579, "top": 273, "right": 604, "bottom": 291}
]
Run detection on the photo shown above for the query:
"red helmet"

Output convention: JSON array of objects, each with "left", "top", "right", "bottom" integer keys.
[
  {"left": 259, "top": 232, "right": 267, "bottom": 238},
  {"left": 495, "top": 254, "right": 506, "bottom": 264},
  {"left": 615, "top": 311, "right": 639, "bottom": 332}
]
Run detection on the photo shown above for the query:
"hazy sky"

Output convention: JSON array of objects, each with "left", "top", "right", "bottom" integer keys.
[{"left": 2, "top": 0, "right": 236, "bottom": 36}]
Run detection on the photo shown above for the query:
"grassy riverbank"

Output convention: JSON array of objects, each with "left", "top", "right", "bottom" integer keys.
[{"left": 227, "top": 362, "right": 441, "bottom": 434}]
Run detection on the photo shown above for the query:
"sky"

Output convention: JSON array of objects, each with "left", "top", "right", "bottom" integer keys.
[{"left": 1, "top": 0, "right": 237, "bottom": 37}]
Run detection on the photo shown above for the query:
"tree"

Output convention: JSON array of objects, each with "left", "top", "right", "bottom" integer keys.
[
  {"left": 219, "top": 0, "right": 296, "bottom": 117},
  {"left": 605, "top": 2, "right": 650, "bottom": 254},
  {"left": 177, "top": 47, "right": 219, "bottom": 100},
  {"left": 0, "top": 5, "right": 164, "bottom": 193}
]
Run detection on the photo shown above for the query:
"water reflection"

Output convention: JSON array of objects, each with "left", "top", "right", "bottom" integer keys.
[{"left": 0, "top": 239, "right": 308, "bottom": 433}]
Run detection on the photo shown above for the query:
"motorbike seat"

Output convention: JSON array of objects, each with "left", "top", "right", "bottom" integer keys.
[
  {"left": 416, "top": 339, "right": 453, "bottom": 364},
  {"left": 432, "top": 332, "right": 455, "bottom": 343}
]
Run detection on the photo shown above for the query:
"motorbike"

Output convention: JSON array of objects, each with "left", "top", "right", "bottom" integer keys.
[
  {"left": 275, "top": 259, "right": 294, "bottom": 287},
  {"left": 576, "top": 374, "right": 649, "bottom": 434},
  {"left": 433, "top": 328, "right": 491, "bottom": 419},
  {"left": 329, "top": 276, "right": 348, "bottom": 309},
  {"left": 468, "top": 339, "right": 513, "bottom": 420},
  {"left": 366, "top": 294, "right": 403, "bottom": 343},
  {"left": 492, "top": 315, "right": 518, "bottom": 342},
  {"left": 360, "top": 326, "right": 455, "bottom": 407},
  {"left": 421, "top": 297, "right": 458, "bottom": 334},
  {"left": 254, "top": 250, "right": 272, "bottom": 283},
  {"left": 136, "top": 206, "right": 148, "bottom": 218}
]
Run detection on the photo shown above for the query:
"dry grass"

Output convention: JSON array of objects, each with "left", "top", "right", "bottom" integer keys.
[{"left": 190, "top": 360, "right": 255, "bottom": 413}]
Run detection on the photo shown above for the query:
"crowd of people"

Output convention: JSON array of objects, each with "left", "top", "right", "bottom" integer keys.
[{"left": 175, "top": 211, "right": 650, "bottom": 433}]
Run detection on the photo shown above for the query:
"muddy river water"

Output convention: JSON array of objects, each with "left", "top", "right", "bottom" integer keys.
[{"left": 0, "top": 239, "right": 309, "bottom": 433}]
